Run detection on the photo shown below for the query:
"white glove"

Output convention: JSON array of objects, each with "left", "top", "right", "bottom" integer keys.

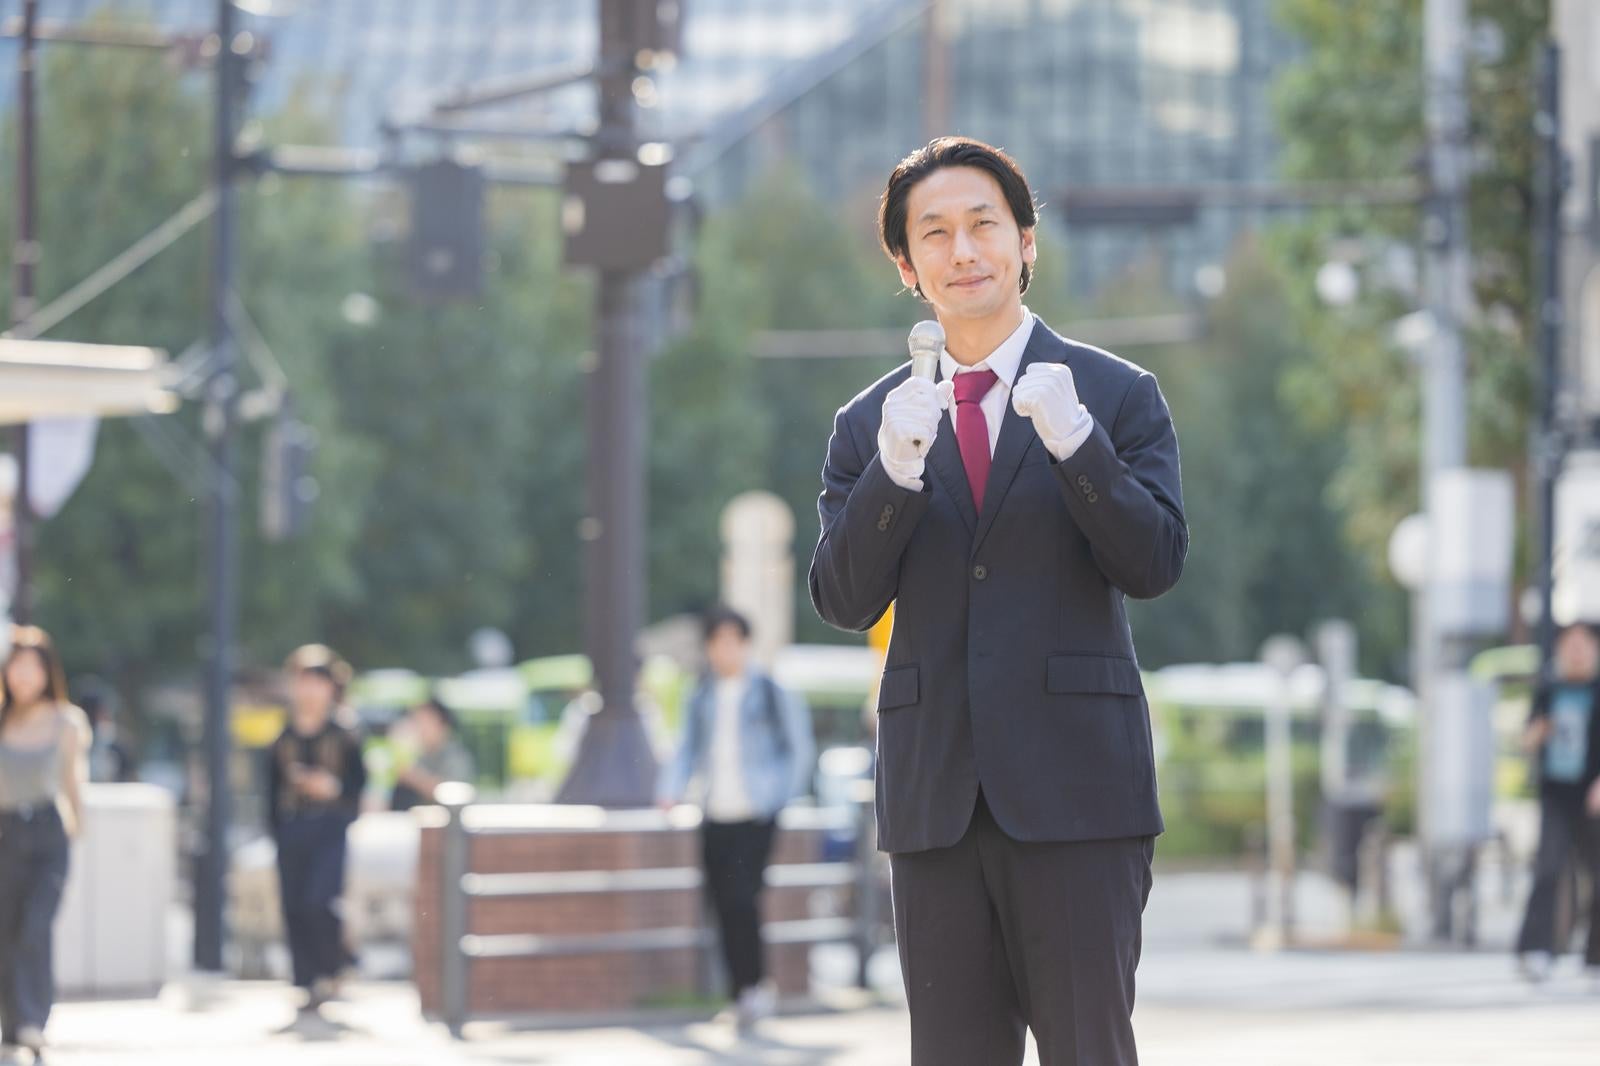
[
  {"left": 877, "top": 377, "right": 951, "bottom": 491},
  {"left": 1011, "top": 362, "right": 1094, "bottom": 460}
]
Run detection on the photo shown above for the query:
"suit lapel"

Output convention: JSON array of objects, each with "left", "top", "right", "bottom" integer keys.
[
  {"left": 971, "top": 322, "right": 1055, "bottom": 554},
  {"left": 924, "top": 364, "right": 979, "bottom": 535}
]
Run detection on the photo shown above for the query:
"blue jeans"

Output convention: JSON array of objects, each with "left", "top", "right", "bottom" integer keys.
[{"left": 0, "top": 803, "right": 69, "bottom": 1041}]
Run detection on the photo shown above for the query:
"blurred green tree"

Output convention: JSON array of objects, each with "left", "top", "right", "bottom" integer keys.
[
  {"left": 0, "top": 41, "right": 376, "bottom": 698},
  {"left": 1126, "top": 243, "right": 1406, "bottom": 672},
  {"left": 1270, "top": 0, "right": 1547, "bottom": 604}
]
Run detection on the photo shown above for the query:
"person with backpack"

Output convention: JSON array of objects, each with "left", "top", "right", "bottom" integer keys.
[{"left": 657, "top": 606, "right": 814, "bottom": 1028}]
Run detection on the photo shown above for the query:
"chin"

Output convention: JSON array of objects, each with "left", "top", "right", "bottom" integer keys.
[{"left": 939, "top": 291, "right": 1008, "bottom": 321}]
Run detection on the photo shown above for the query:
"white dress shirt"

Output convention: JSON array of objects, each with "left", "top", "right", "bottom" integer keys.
[
  {"left": 881, "top": 307, "right": 1094, "bottom": 492},
  {"left": 704, "top": 674, "right": 755, "bottom": 822}
]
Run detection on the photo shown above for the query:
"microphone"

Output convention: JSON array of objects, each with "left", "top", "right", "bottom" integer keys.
[{"left": 907, "top": 319, "right": 945, "bottom": 449}]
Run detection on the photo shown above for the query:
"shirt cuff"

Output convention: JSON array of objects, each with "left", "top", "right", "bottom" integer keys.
[{"left": 1043, "top": 406, "right": 1095, "bottom": 462}]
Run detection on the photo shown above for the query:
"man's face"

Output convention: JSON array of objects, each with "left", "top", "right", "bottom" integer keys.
[
  {"left": 1555, "top": 627, "right": 1600, "bottom": 682},
  {"left": 896, "top": 165, "right": 1036, "bottom": 325},
  {"left": 705, "top": 625, "right": 749, "bottom": 679}
]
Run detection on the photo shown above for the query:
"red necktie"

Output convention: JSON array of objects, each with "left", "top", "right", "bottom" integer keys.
[{"left": 952, "top": 369, "right": 999, "bottom": 511}]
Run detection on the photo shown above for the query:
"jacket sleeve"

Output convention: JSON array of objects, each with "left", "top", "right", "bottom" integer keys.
[
  {"left": 1526, "top": 683, "right": 1551, "bottom": 724},
  {"left": 809, "top": 402, "right": 934, "bottom": 632},
  {"left": 781, "top": 686, "right": 816, "bottom": 803},
  {"left": 656, "top": 686, "right": 702, "bottom": 806},
  {"left": 1051, "top": 371, "right": 1187, "bottom": 600},
  {"left": 341, "top": 731, "right": 368, "bottom": 819},
  {"left": 265, "top": 737, "right": 284, "bottom": 838}
]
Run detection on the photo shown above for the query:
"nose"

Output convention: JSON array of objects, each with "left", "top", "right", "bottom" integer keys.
[{"left": 950, "top": 226, "right": 978, "bottom": 265}]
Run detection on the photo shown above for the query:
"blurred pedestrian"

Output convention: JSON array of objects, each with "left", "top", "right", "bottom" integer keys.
[
  {"left": 389, "top": 697, "right": 474, "bottom": 811},
  {"left": 657, "top": 606, "right": 814, "bottom": 1029},
  {"left": 1515, "top": 622, "right": 1600, "bottom": 982},
  {"left": 77, "top": 681, "right": 133, "bottom": 784},
  {"left": 0, "top": 626, "right": 91, "bottom": 1059},
  {"left": 810, "top": 138, "right": 1184, "bottom": 1065},
  {"left": 266, "top": 644, "right": 366, "bottom": 1011}
]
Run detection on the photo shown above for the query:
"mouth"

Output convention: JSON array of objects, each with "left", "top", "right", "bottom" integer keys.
[{"left": 948, "top": 275, "right": 991, "bottom": 291}]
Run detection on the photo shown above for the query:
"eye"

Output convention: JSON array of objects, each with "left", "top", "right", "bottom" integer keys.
[
  {"left": 923, "top": 228, "right": 946, "bottom": 238},
  {"left": 975, "top": 219, "right": 996, "bottom": 228}
]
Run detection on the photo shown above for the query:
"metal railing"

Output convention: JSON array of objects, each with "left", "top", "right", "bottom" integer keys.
[{"left": 433, "top": 785, "right": 881, "bottom": 1037}]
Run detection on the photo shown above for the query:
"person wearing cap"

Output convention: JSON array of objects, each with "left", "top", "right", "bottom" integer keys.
[{"left": 266, "top": 644, "right": 367, "bottom": 1011}]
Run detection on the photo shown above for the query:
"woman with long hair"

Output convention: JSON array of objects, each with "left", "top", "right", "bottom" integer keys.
[{"left": 0, "top": 626, "right": 90, "bottom": 1058}]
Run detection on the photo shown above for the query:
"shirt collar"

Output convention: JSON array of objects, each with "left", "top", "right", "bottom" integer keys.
[{"left": 939, "top": 306, "right": 1035, "bottom": 389}]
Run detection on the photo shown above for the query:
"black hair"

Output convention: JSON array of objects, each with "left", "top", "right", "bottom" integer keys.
[
  {"left": 878, "top": 136, "right": 1039, "bottom": 300},
  {"left": 415, "top": 695, "right": 459, "bottom": 735},
  {"left": 702, "top": 605, "right": 753, "bottom": 644}
]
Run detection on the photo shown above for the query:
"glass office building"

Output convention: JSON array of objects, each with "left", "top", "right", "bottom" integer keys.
[{"left": 3, "top": 0, "right": 1296, "bottom": 296}]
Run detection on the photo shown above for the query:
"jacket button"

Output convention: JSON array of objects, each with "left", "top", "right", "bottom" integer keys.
[
  {"left": 881, "top": 505, "right": 894, "bottom": 520},
  {"left": 877, "top": 519, "right": 890, "bottom": 531},
  {"left": 972, "top": 564, "right": 988, "bottom": 581},
  {"left": 1076, "top": 474, "right": 1090, "bottom": 487},
  {"left": 1086, "top": 492, "right": 1099, "bottom": 503}
]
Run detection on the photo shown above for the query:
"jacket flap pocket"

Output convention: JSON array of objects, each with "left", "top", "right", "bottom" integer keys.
[
  {"left": 1046, "top": 654, "right": 1142, "bottom": 696},
  {"left": 877, "top": 665, "right": 920, "bottom": 711}
]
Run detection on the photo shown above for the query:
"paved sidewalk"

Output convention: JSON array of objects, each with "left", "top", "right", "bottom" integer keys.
[{"left": 31, "top": 947, "right": 1600, "bottom": 1066}]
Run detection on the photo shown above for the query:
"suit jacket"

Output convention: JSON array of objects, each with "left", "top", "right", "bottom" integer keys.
[{"left": 809, "top": 316, "right": 1186, "bottom": 853}]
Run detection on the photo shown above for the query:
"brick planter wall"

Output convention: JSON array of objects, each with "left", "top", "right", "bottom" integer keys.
[{"left": 413, "top": 806, "right": 844, "bottom": 1018}]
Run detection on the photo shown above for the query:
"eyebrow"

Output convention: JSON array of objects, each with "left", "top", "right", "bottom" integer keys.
[{"left": 915, "top": 203, "right": 999, "bottom": 225}]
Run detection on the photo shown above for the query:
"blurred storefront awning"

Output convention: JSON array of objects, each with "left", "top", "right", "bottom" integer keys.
[{"left": 0, "top": 338, "right": 177, "bottom": 425}]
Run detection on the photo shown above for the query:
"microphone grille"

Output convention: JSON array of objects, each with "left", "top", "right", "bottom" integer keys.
[{"left": 908, "top": 319, "right": 945, "bottom": 357}]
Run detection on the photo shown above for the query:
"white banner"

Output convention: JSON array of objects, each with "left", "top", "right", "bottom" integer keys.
[{"left": 26, "top": 416, "right": 100, "bottom": 519}]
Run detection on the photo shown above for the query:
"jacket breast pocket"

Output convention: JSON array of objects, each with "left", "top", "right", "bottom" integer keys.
[{"left": 877, "top": 664, "right": 920, "bottom": 712}]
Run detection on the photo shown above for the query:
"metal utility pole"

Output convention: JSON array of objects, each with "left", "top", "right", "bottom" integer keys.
[
  {"left": 8, "top": 0, "right": 39, "bottom": 624},
  {"left": 1257, "top": 634, "right": 1306, "bottom": 950},
  {"left": 195, "top": 0, "right": 241, "bottom": 972},
  {"left": 1532, "top": 41, "right": 1565, "bottom": 673},
  {"left": 555, "top": 0, "right": 664, "bottom": 807},
  {"left": 1418, "top": 0, "right": 1473, "bottom": 940}
]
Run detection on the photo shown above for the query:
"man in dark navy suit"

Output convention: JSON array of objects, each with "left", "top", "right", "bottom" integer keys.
[{"left": 809, "top": 138, "right": 1187, "bottom": 1065}]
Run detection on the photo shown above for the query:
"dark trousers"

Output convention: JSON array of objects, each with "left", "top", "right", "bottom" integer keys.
[
  {"left": 701, "top": 817, "right": 777, "bottom": 997},
  {"left": 1516, "top": 791, "right": 1600, "bottom": 965},
  {"left": 0, "top": 805, "right": 69, "bottom": 1042},
  {"left": 889, "top": 792, "right": 1155, "bottom": 1066},
  {"left": 274, "top": 813, "right": 351, "bottom": 989}
]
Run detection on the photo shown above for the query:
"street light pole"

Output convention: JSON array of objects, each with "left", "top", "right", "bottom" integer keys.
[
  {"left": 555, "top": 0, "right": 659, "bottom": 807},
  {"left": 195, "top": 0, "right": 241, "bottom": 972},
  {"left": 8, "top": 0, "right": 39, "bottom": 625},
  {"left": 1532, "top": 41, "right": 1565, "bottom": 674},
  {"left": 1418, "top": 0, "right": 1473, "bottom": 940}
]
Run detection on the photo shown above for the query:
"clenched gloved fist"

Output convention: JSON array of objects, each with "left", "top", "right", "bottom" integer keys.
[{"left": 1011, "top": 362, "right": 1093, "bottom": 460}]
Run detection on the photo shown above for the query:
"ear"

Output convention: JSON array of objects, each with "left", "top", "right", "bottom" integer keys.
[
  {"left": 896, "top": 254, "right": 920, "bottom": 292},
  {"left": 1020, "top": 227, "right": 1038, "bottom": 266}
]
